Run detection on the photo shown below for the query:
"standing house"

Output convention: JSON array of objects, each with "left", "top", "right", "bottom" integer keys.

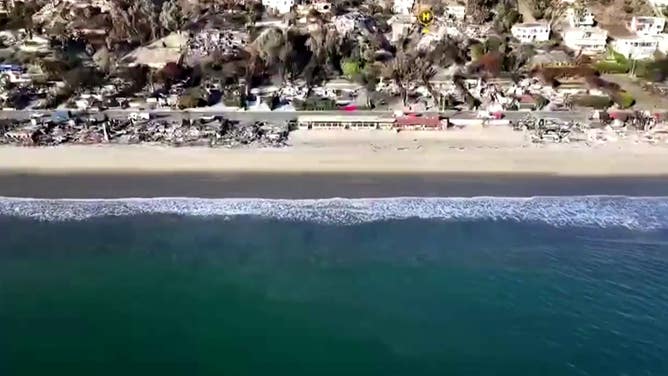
[
  {"left": 563, "top": 27, "right": 608, "bottom": 55},
  {"left": 394, "top": 116, "right": 445, "bottom": 130},
  {"left": 511, "top": 22, "right": 551, "bottom": 43},
  {"left": 612, "top": 36, "right": 658, "bottom": 59},
  {"left": 605, "top": 21, "right": 661, "bottom": 59},
  {"left": 627, "top": 16, "right": 665, "bottom": 36},
  {"left": 262, "top": 0, "right": 295, "bottom": 14},
  {"left": 297, "top": 115, "right": 395, "bottom": 129}
]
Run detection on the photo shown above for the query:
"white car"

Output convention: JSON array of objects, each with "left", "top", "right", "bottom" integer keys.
[{"left": 129, "top": 112, "right": 150, "bottom": 121}]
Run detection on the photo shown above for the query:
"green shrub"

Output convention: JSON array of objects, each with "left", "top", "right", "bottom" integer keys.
[
  {"left": 607, "top": 49, "right": 629, "bottom": 64},
  {"left": 572, "top": 95, "right": 613, "bottom": 109},
  {"left": 484, "top": 36, "right": 503, "bottom": 53},
  {"left": 594, "top": 61, "right": 629, "bottom": 74},
  {"left": 614, "top": 91, "right": 635, "bottom": 109},
  {"left": 470, "top": 43, "right": 485, "bottom": 61},
  {"left": 635, "top": 58, "right": 668, "bottom": 81},
  {"left": 535, "top": 95, "right": 549, "bottom": 109},
  {"left": 294, "top": 97, "right": 338, "bottom": 111},
  {"left": 177, "top": 94, "right": 200, "bottom": 109},
  {"left": 341, "top": 59, "right": 361, "bottom": 80}
]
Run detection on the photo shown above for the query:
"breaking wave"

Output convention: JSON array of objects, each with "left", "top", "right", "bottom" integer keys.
[{"left": 1, "top": 196, "right": 668, "bottom": 230}]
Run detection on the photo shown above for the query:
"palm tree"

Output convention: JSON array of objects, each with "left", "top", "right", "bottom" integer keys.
[
  {"left": 414, "top": 57, "right": 439, "bottom": 106},
  {"left": 382, "top": 50, "right": 413, "bottom": 106}
]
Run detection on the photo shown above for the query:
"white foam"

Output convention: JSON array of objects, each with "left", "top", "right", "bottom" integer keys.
[{"left": 1, "top": 196, "right": 667, "bottom": 230}]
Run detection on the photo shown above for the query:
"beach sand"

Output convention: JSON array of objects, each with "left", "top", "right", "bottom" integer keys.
[{"left": 1, "top": 127, "right": 668, "bottom": 198}]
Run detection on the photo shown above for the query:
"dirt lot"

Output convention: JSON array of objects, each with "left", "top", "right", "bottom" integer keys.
[
  {"left": 589, "top": 0, "right": 656, "bottom": 25},
  {"left": 602, "top": 73, "right": 668, "bottom": 109}
]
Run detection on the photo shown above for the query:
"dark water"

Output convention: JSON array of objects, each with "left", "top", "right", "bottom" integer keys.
[{"left": 1, "top": 215, "right": 668, "bottom": 375}]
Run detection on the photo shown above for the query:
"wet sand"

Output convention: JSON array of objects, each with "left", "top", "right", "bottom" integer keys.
[
  {"left": 2, "top": 128, "right": 668, "bottom": 198},
  {"left": 1, "top": 172, "right": 667, "bottom": 198}
]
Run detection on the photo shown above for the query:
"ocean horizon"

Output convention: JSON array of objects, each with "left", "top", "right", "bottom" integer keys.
[{"left": 1, "top": 195, "right": 667, "bottom": 375}]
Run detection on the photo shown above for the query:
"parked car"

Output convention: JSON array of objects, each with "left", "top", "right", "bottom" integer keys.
[{"left": 129, "top": 112, "right": 150, "bottom": 121}]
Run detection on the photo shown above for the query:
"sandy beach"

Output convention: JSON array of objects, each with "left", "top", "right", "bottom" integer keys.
[
  {"left": 1, "top": 127, "right": 668, "bottom": 198},
  {"left": 2, "top": 127, "right": 668, "bottom": 175}
]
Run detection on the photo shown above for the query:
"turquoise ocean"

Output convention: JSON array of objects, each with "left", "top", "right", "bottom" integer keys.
[{"left": 1, "top": 196, "right": 667, "bottom": 375}]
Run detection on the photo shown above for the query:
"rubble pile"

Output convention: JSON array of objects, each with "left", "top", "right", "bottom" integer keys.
[
  {"left": 515, "top": 113, "right": 668, "bottom": 144},
  {"left": 515, "top": 115, "right": 588, "bottom": 144},
  {"left": 0, "top": 117, "right": 289, "bottom": 148},
  {"left": 186, "top": 29, "right": 247, "bottom": 60}
]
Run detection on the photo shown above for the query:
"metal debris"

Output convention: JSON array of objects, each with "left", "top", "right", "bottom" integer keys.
[{"left": 0, "top": 116, "right": 289, "bottom": 148}]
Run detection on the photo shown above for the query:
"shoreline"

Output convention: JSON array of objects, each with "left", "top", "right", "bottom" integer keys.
[
  {"left": 2, "top": 172, "right": 668, "bottom": 198},
  {"left": 2, "top": 129, "right": 668, "bottom": 175},
  {"left": 2, "top": 129, "right": 668, "bottom": 198}
]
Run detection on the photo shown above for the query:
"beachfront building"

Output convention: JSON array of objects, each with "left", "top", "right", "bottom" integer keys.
[
  {"left": 563, "top": 27, "right": 608, "bottom": 55},
  {"left": 297, "top": 114, "right": 395, "bottom": 129},
  {"left": 262, "top": 0, "right": 294, "bottom": 14},
  {"left": 627, "top": 16, "right": 665, "bottom": 36},
  {"left": 511, "top": 22, "right": 551, "bottom": 43},
  {"left": 395, "top": 116, "right": 446, "bottom": 130},
  {"left": 612, "top": 35, "right": 659, "bottom": 59}
]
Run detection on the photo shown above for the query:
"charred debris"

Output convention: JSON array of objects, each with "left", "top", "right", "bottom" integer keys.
[
  {"left": 514, "top": 111, "right": 667, "bottom": 144},
  {"left": 0, "top": 114, "right": 289, "bottom": 147}
]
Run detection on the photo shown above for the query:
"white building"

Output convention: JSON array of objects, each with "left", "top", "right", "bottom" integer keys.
[
  {"left": 445, "top": 5, "right": 466, "bottom": 20},
  {"left": 563, "top": 27, "right": 608, "bottom": 55},
  {"left": 312, "top": 0, "right": 332, "bottom": 13},
  {"left": 297, "top": 0, "right": 332, "bottom": 14},
  {"left": 654, "top": 34, "right": 668, "bottom": 54},
  {"left": 388, "top": 15, "right": 413, "bottom": 42},
  {"left": 566, "top": 7, "right": 595, "bottom": 28},
  {"left": 612, "top": 35, "right": 659, "bottom": 59},
  {"left": 511, "top": 22, "right": 551, "bottom": 43},
  {"left": 392, "top": 0, "right": 414, "bottom": 15},
  {"left": 627, "top": 16, "right": 665, "bottom": 36},
  {"left": 262, "top": 0, "right": 294, "bottom": 14}
]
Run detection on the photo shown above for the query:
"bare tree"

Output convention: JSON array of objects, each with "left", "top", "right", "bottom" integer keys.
[
  {"left": 465, "top": 0, "right": 497, "bottom": 23},
  {"left": 160, "top": 0, "right": 185, "bottom": 33},
  {"left": 527, "top": 0, "right": 566, "bottom": 26},
  {"left": 382, "top": 46, "right": 413, "bottom": 106},
  {"left": 108, "top": 0, "right": 162, "bottom": 44}
]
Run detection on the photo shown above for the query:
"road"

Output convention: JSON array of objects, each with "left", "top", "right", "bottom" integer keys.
[{"left": 0, "top": 109, "right": 593, "bottom": 122}]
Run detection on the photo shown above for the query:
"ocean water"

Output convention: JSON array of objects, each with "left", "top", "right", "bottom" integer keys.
[{"left": 1, "top": 196, "right": 668, "bottom": 376}]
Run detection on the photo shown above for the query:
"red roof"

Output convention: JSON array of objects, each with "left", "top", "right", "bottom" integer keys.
[
  {"left": 519, "top": 94, "right": 535, "bottom": 104},
  {"left": 395, "top": 116, "right": 441, "bottom": 127}
]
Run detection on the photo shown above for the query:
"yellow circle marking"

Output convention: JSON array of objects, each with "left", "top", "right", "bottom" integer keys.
[{"left": 417, "top": 9, "right": 434, "bottom": 27}]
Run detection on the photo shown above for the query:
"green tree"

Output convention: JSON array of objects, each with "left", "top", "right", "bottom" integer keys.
[
  {"left": 493, "top": 2, "right": 522, "bottom": 33},
  {"left": 341, "top": 59, "right": 361, "bottom": 80},
  {"left": 470, "top": 43, "right": 485, "bottom": 61}
]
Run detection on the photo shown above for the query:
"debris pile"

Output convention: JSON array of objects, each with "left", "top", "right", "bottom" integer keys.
[
  {"left": 514, "top": 115, "right": 588, "bottom": 144},
  {"left": 186, "top": 29, "right": 247, "bottom": 60},
  {"left": 0, "top": 116, "right": 289, "bottom": 148},
  {"left": 515, "top": 113, "right": 668, "bottom": 145}
]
